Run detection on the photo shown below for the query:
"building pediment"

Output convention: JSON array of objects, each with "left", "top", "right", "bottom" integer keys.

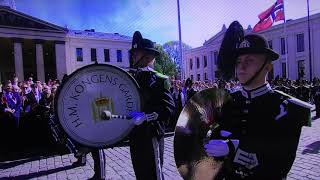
[
  {"left": 203, "top": 29, "right": 226, "bottom": 46},
  {"left": 0, "top": 6, "right": 66, "bottom": 33}
]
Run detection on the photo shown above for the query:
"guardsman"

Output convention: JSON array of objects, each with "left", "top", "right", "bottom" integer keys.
[
  {"left": 206, "top": 24, "right": 312, "bottom": 180},
  {"left": 128, "top": 31, "right": 175, "bottom": 180}
]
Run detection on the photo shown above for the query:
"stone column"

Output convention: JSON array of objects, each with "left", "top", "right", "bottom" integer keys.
[
  {"left": 55, "top": 41, "right": 67, "bottom": 80},
  {"left": 13, "top": 38, "right": 24, "bottom": 81},
  {"left": 35, "top": 39, "right": 45, "bottom": 82}
]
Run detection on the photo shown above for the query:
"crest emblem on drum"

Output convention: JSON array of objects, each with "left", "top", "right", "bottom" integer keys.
[{"left": 92, "top": 94, "right": 114, "bottom": 123}]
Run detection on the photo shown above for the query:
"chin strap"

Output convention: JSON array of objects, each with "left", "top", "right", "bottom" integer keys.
[
  {"left": 241, "top": 59, "right": 268, "bottom": 86},
  {"left": 132, "top": 55, "right": 147, "bottom": 68}
]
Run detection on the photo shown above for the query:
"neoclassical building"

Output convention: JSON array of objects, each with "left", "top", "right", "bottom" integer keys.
[
  {"left": 183, "top": 13, "right": 320, "bottom": 81},
  {"left": 0, "top": 1, "right": 132, "bottom": 83},
  {"left": 65, "top": 30, "right": 131, "bottom": 74},
  {"left": 0, "top": 5, "right": 67, "bottom": 82}
]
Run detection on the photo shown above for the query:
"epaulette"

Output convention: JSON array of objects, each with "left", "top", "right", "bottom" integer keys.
[
  {"left": 274, "top": 90, "right": 313, "bottom": 109},
  {"left": 274, "top": 89, "right": 293, "bottom": 99},
  {"left": 275, "top": 90, "right": 312, "bottom": 127},
  {"left": 149, "top": 69, "right": 170, "bottom": 90},
  {"left": 287, "top": 97, "right": 313, "bottom": 109},
  {"left": 155, "top": 71, "right": 169, "bottom": 79}
]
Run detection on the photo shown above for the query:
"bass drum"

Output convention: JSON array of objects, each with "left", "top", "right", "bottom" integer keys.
[{"left": 55, "top": 64, "right": 141, "bottom": 148}]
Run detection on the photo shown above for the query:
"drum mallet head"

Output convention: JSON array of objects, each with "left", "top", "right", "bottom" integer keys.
[
  {"left": 101, "top": 110, "right": 112, "bottom": 120},
  {"left": 101, "top": 110, "right": 131, "bottom": 120}
]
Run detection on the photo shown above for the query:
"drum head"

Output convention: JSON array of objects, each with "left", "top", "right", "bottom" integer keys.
[
  {"left": 55, "top": 64, "right": 141, "bottom": 148},
  {"left": 174, "top": 88, "right": 231, "bottom": 179}
]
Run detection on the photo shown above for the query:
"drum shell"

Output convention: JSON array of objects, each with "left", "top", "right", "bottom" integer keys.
[{"left": 54, "top": 64, "right": 142, "bottom": 148}]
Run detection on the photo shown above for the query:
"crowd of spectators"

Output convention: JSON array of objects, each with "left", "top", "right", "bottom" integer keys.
[
  {"left": 0, "top": 77, "right": 61, "bottom": 152},
  {"left": 168, "top": 76, "right": 320, "bottom": 129}
]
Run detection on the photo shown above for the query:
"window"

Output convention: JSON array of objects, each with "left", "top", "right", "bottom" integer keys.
[
  {"left": 297, "top": 33, "right": 305, "bottom": 52},
  {"left": 203, "top": 55, "right": 207, "bottom": 68},
  {"left": 280, "top": 37, "right": 286, "bottom": 55},
  {"left": 104, "top": 49, "right": 110, "bottom": 62},
  {"left": 197, "top": 74, "right": 200, "bottom": 81},
  {"left": 268, "top": 40, "right": 273, "bottom": 49},
  {"left": 281, "top": 62, "right": 286, "bottom": 78},
  {"left": 76, "top": 48, "right": 83, "bottom": 62},
  {"left": 196, "top": 57, "right": 200, "bottom": 69},
  {"left": 91, "top": 48, "right": 97, "bottom": 62},
  {"left": 190, "top": 75, "right": 194, "bottom": 81},
  {"left": 190, "top": 58, "right": 193, "bottom": 70},
  {"left": 117, "top": 50, "right": 122, "bottom": 62},
  {"left": 204, "top": 73, "right": 207, "bottom": 80},
  {"left": 298, "top": 60, "right": 305, "bottom": 78},
  {"left": 214, "top": 51, "right": 219, "bottom": 65}
]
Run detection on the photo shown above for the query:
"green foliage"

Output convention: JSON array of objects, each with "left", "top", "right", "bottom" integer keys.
[{"left": 154, "top": 45, "right": 178, "bottom": 77}]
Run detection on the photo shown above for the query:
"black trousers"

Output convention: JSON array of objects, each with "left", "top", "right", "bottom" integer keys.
[
  {"left": 129, "top": 126, "right": 165, "bottom": 180},
  {"left": 77, "top": 149, "right": 106, "bottom": 179}
]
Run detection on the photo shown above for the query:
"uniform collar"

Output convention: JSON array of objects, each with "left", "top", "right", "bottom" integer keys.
[{"left": 240, "top": 83, "right": 272, "bottom": 99}]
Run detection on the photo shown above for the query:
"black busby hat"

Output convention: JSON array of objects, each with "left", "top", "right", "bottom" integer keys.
[
  {"left": 217, "top": 21, "right": 245, "bottom": 81},
  {"left": 129, "top": 31, "right": 160, "bottom": 56},
  {"left": 235, "top": 34, "right": 279, "bottom": 61}
]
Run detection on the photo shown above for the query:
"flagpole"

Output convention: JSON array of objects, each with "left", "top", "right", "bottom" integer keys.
[
  {"left": 282, "top": 0, "right": 289, "bottom": 79},
  {"left": 307, "top": 0, "right": 312, "bottom": 81},
  {"left": 177, "top": 0, "right": 183, "bottom": 80}
]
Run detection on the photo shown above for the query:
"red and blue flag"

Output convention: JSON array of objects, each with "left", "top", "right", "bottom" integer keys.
[{"left": 253, "top": 0, "right": 285, "bottom": 32}]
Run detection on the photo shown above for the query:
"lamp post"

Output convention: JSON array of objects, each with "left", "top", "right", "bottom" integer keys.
[{"left": 177, "top": 0, "right": 183, "bottom": 79}]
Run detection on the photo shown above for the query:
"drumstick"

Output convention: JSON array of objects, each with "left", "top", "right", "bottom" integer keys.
[{"left": 101, "top": 110, "right": 132, "bottom": 120}]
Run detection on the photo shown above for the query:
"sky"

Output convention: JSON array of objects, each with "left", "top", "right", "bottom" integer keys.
[{"left": 16, "top": 0, "right": 319, "bottom": 48}]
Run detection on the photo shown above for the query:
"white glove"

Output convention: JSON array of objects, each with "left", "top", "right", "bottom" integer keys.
[
  {"left": 5, "top": 108, "right": 15, "bottom": 113},
  {"left": 204, "top": 130, "right": 239, "bottom": 157},
  {"left": 130, "top": 112, "right": 159, "bottom": 125}
]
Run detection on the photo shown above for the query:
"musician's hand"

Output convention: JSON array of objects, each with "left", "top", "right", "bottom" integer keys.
[
  {"left": 130, "top": 112, "right": 159, "bottom": 125},
  {"left": 5, "top": 108, "right": 14, "bottom": 114},
  {"left": 204, "top": 130, "right": 239, "bottom": 157},
  {"left": 205, "top": 139, "right": 239, "bottom": 157},
  {"left": 205, "top": 140, "right": 230, "bottom": 157}
]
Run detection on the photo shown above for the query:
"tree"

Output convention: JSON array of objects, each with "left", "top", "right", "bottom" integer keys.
[
  {"left": 154, "top": 45, "right": 177, "bottom": 77},
  {"left": 163, "top": 41, "right": 192, "bottom": 64}
]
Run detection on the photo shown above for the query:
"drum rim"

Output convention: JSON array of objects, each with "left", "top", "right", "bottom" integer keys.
[{"left": 54, "top": 63, "right": 142, "bottom": 148}]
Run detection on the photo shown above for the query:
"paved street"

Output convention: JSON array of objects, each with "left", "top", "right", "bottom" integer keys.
[{"left": 0, "top": 112, "right": 320, "bottom": 180}]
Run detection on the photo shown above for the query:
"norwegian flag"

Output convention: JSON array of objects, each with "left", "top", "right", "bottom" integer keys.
[{"left": 253, "top": 0, "right": 285, "bottom": 32}]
